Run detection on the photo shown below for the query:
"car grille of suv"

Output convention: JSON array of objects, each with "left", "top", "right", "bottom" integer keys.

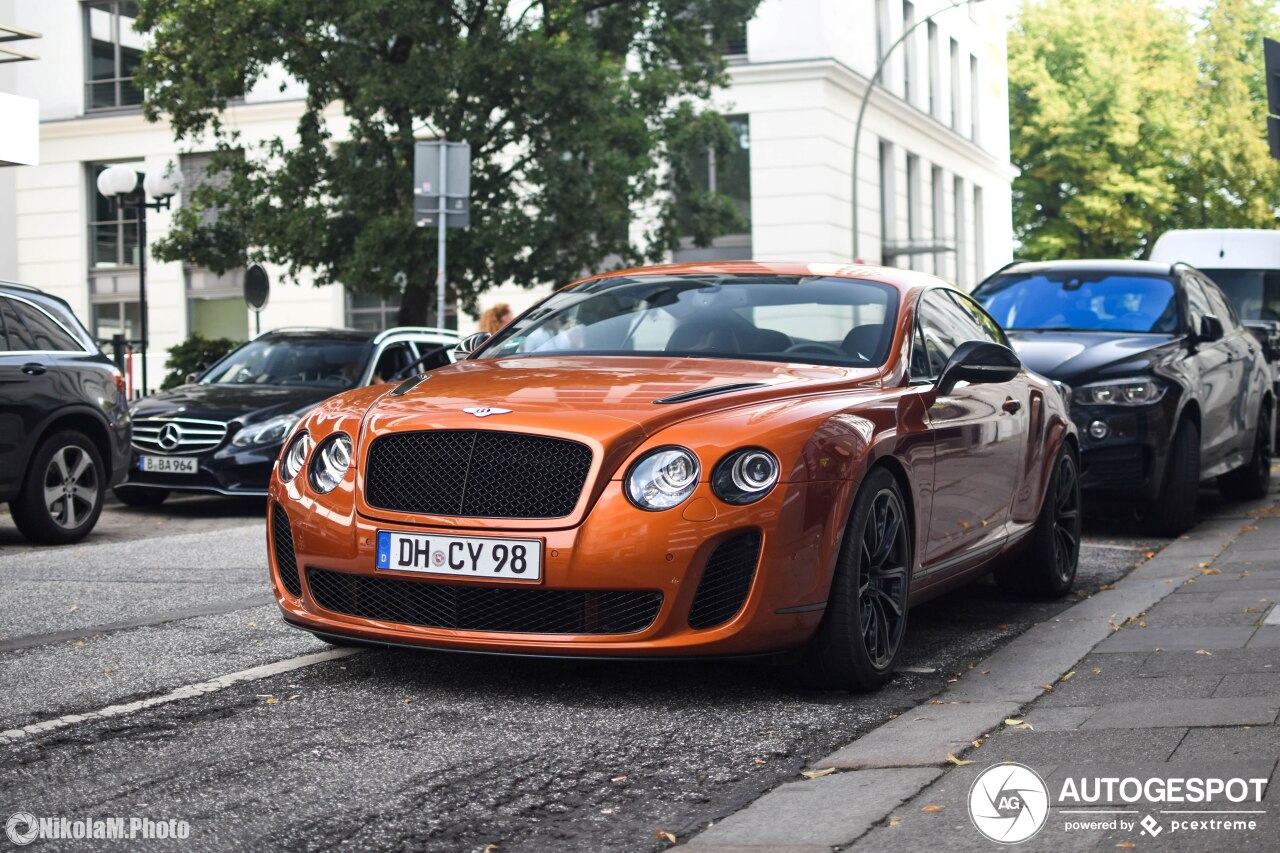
[
  {"left": 688, "top": 532, "right": 763, "bottom": 629},
  {"left": 271, "top": 504, "right": 302, "bottom": 597},
  {"left": 364, "top": 430, "right": 593, "bottom": 518},
  {"left": 132, "top": 417, "right": 228, "bottom": 454},
  {"left": 306, "top": 568, "right": 662, "bottom": 635}
]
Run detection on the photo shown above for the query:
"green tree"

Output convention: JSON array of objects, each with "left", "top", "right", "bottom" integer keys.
[
  {"left": 1008, "top": 0, "right": 1196, "bottom": 260},
  {"left": 135, "top": 0, "right": 758, "bottom": 323}
]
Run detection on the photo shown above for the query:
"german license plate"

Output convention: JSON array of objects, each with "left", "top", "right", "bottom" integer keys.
[
  {"left": 376, "top": 530, "right": 542, "bottom": 581},
  {"left": 138, "top": 455, "right": 198, "bottom": 474}
]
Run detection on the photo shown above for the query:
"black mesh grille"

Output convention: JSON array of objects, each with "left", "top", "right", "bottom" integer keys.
[
  {"left": 271, "top": 504, "right": 302, "bottom": 597},
  {"left": 306, "top": 569, "right": 662, "bottom": 635},
  {"left": 1082, "top": 446, "right": 1146, "bottom": 485},
  {"left": 688, "top": 532, "right": 763, "bottom": 629},
  {"left": 365, "top": 430, "right": 593, "bottom": 518}
]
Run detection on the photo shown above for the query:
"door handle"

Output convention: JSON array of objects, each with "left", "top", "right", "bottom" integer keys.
[
  {"left": 20, "top": 362, "right": 46, "bottom": 376},
  {"left": 1002, "top": 397, "right": 1022, "bottom": 414}
]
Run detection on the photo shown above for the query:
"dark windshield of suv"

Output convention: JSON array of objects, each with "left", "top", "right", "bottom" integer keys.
[
  {"left": 1199, "top": 269, "right": 1280, "bottom": 323},
  {"left": 974, "top": 273, "right": 1179, "bottom": 334},
  {"left": 200, "top": 338, "right": 370, "bottom": 388},
  {"left": 478, "top": 274, "right": 900, "bottom": 367}
]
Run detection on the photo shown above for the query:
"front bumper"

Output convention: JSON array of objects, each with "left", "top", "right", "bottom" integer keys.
[
  {"left": 1072, "top": 401, "right": 1174, "bottom": 501},
  {"left": 117, "top": 442, "right": 282, "bottom": 496},
  {"left": 268, "top": 477, "right": 846, "bottom": 658}
]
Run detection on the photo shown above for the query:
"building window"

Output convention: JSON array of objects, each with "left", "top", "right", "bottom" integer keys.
[
  {"left": 878, "top": 140, "right": 896, "bottom": 254},
  {"left": 931, "top": 166, "right": 946, "bottom": 278},
  {"left": 724, "top": 18, "right": 748, "bottom": 57},
  {"left": 970, "top": 54, "right": 980, "bottom": 143},
  {"left": 90, "top": 299, "right": 141, "bottom": 343},
  {"left": 973, "top": 184, "right": 986, "bottom": 280},
  {"left": 673, "top": 115, "right": 752, "bottom": 263},
  {"left": 906, "top": 153, "right": 921, "bottom": 271},
  {"left": 346, "top": 291, "right": 403, "bottom": 332},
  {"left": 927, "top": 21, "right": 940, "bottom": 119},
  {"left": 953, "top": 176, "right": 968, "bottom": 289},
  {"left": 179, "top": 152, "right": 249, "bottom": 340},
  {"left": 950, "top": 38, "right": 961, "bottom": 131},
  {"left": 85, "top": 1, "right": 143, "bottom": 111},
  {"left": 89, "top": 161, "right": 144, "bottom": 269},
  {"left": 902, "top": 2, "right": 916, "bottom": 105}
]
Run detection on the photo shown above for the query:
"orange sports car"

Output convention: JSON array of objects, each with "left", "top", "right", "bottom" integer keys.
[{"left": 268, "top": 262, "right": 1079, "bottom": 690}]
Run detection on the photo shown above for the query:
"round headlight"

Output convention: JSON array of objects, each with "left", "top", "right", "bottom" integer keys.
[
  {"left": 309, "top": 433, "right": 353, "bottom": 494},
  {"left": 712, "top": 448, "right": 781, "bottom": 505},
  {"left": 625, "top": 447, "right": 700, "bottom": 511},
  {"left": 279, "top": 431, "right": 311, "bottom": 482}
]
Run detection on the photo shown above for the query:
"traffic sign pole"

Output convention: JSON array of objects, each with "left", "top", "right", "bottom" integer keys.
[{"left": 437, "top": 141, "right": 448, "bottom": 328}]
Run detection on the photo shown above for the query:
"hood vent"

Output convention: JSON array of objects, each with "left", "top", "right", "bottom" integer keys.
[{"left": 653, "top": 382, "right": 769, "bottom": 405}]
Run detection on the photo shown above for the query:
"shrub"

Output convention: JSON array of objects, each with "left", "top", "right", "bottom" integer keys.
[{"left": 161, "top": 334, "right": 240, "bottom": 389}]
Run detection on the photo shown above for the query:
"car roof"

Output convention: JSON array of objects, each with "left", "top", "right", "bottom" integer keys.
[
  {"left": 255, "top": 326, "right": 461, "bottom": 344},
  {"left": 991, "top": 259, "right": 1179, "bottom": 277},
  {"left": 581, "top": 260, "right": 948, "bottom": 294},
  {"left": 1150, "top": 229, "right": 1280, "bottom": 269}
]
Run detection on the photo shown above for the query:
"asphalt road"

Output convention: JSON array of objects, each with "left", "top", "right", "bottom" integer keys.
[{"left": 0, "top": 492, "right": 1200, "bottom": 852}]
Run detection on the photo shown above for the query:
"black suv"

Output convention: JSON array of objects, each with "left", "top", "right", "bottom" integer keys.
[
  {"left": 0, "top": 282, "right": 131, "bottom": 543},
  {"left": 114, "top": 326, "right": 458, "bottom": 504},
  {"left": 973, "top": 260, "right": 1273, "bottom": 535}
]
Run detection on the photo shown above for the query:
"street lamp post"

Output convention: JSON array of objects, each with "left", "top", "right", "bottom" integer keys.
[
  {"left": 851, "top": 0, "right": 983, "bottom": 262},
  {"left": 96, "top": 163, "right": 183, "bottom": 398}
]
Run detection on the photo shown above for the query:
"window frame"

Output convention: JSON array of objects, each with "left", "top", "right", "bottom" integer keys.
[{"left": 83, "top": 0, "right": 144, "bottom": 113}]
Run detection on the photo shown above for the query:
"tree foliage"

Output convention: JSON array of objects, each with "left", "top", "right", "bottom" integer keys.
[
  {"left": 161, "top": 334, "right": 240, "bottom": 390},
  {"left": 135, "top": 0, "right": 758, "bottom": 323},
  {"left": 1009, "top": 0, "right": 1280, "bottom": 260}
]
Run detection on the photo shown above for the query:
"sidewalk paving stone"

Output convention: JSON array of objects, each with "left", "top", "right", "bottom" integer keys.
[
  {"left": 1139, "top": 647, "right": 1280, "bottom": 675},
  {"left": 684, "top": 768, "right": 941, "bottom": 849},
  {"left": 1095, "top": 625, "right": 1256, "bottom": 652},
  {"left": 1035, "top": 673, "right": 1221, "bottom": 707},
  {"left": 1171, "top": 726, "right": 1280, "bottom": 762},
  {"left": 973, "top": 727, "right": 1187, "bottom": 763},
  {"left": 813, "top": 702, "right": 1019, "bottom": 770},
  {"left": 1078, "top": 697, "right": 1279, "bottom": 729},
  {"left": 1245, "top": 626, "right": 1280, "bottom": 648},
  {"left": 1212, "top": 672, "right": 1280, "bottom": 697}
]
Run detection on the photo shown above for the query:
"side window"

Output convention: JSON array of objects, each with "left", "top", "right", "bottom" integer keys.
[
  {"left": 1200, "top": 277, "right": 1240, "bottom": 332},
  {"left": 917, "top": 292, "right": 968, "bottom": 378},
  {"left": 411, "top": 339, "right": 451, "bottom": 372},
  {"left": 9, "top": 300, "right": 83, "bottom": 352},
  {"left": 910, "top": 319, "right": 930, "bottom": 380},
  {"left": 372, "top": 342, "right": 413, "bottom": 383},
  {"left": 1183, "top": 276, "right": 1212, "bottom": 332},
  {"left": 950, "top": 291, "right": 1008, "bottom": 346},
  {"left": 0, "top": 299, "right": 37, "bottom": 351}
]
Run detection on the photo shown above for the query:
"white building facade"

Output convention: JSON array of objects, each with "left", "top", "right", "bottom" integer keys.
[{"left": 0, "top": 0, "right": 1013, "bottom": 389}]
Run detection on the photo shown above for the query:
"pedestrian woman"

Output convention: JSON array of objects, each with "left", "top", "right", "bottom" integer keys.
[{"left": 477, "top": 303, "right": 513, "bottom": 334}]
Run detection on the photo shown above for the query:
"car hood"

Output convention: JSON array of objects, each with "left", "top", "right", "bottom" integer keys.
[
  {"left": 1004, "top": 331, "right": 1181, "bottom": 383},
  {"left": 130, "top": 383, "right": 345, "bottom": 425},
  {"left": 366, "top": 356, "right": 877, "bottom": 437}
]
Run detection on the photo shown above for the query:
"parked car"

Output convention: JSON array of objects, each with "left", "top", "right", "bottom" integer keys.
[
  {"left": 973, "top": 260, "right": 1273, "bottom": 535},
  {"left": 267, "top": 262, "right": 1078, "bottom": 692},
  {"left": 0, "top": 281, "right": 131, "bottom": 544},
  {"left": 114, "top": 326, "right": 459, "bottom": 505}
]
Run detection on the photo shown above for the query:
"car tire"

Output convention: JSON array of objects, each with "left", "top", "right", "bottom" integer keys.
[
  {"left": 9, "top": 430, "right": 106, "bottom": 545},
  {"left": 797, "top": 467, "right": 912, "bottom": 691},
  {"left": 1217, "top": 405, "right": 1272, "bottom": 501},
  {"left": 113, "top": 486, "right": 170, "bottom": 508},
  {"left": 993, "top": 447, "right": 1081, "bottom": 598},
  {"left": 1142, "top": 418, "right": 1200, "bottom": 537}
]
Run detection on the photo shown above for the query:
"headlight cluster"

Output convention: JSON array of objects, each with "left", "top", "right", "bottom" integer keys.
[
  {"left": 279, "top": 431, "right": 311, "bottom": 482},
  {"left": 625, "top": 446, "right": 781, "bottom": 510},
  {"left": 309, "top": 434, "right": 353, "bottom": 494},
  {"left": 1074, "top": 378, "right": 1165, "bottom": 406},
  {"left": 232, "top": 414, "right": 298, "bottom": 447}
]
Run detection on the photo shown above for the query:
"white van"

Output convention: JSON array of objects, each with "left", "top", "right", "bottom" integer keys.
[{"left": 1150, "top": 229, "right": 1280, "bottom": 323}]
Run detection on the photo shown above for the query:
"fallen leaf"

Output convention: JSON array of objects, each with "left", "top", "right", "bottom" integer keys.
[
  {"left": 611, "top": 775, "right": 628, "bottom": 783},
  {"left": 753, "top": 758, "right": 767, "bottom": 765},
  {"left": 1100, "top": 583, "right": 1115, "bottom": 591},
  {"left": 1004, "top": 718, "right": 1025, "bottom": 726},
  {"left": 68, "top": 604, "right": 79, "bottom": 613},
  {"left": 655, "top": 830, "right": 676, "bottom": 843},
  {"left": 1139, "top": 621, "right": 1148, "bottom": 628},
  {"left": 998, "top": 625, "right": 1009, "bottom": 632},
  {"left": 887, "top": 816, "right": 902, "bottom": 827},
  {"left": 287, "top": 694, "right": 301, "bottom": 701},
  {"left": 1202, "top": 568, "right": 1221, "bottom": 575},
  {"left": 946, "top": 754, "right": 974, "bottom": 766},
  {"left": 104, "top": 667, "right": 114, "bottom": 674},
  {"left": 265, "top": 697, "right": 281, "bottom": 705},
  {"left": 1116, "top": 843, "right": 1136, "bottom": 850},
  {"left": 1092, "top": 667, "right": 1102, "bottom": 674},
  {"left": 1060, "top": 671, "right": 1076, "bottom": 682},
  {"left": 1240, "top": 572, "right": 1251, "bottom": 578},
  {"left": 1196, "top": 649, "right": 1213, "bottom": 656},
  {"left": 972, "top": 740, "right": 983, "bottom": 749},
  {"left": 921, "top": 805, "right": 943, "bottom": 813},
  {"left": 1144, "top": 551, "right": 1156, "bottom": 558},
  {"left": 1041, "top": 684, "right": 1055, "bottom": 692},
  {"left": 484, "top": 846, "right": 499, "bottom": 853},
  {"left": 930, "top": 700, "right": 945, "bottom": 705},
  {"left": 802, "top": 768, "right": 836, "bottom": 779},
  {"left": 72, "top": 640, "right": 85, "bottom": 648},
  {"left": 1241, "top": 524, "right": 1259, "bottom": 531},
  {"left": 1247, "top": 607, "right": 1260, "bottom": 613},
  {"left": 946, "top": 678, "right": 958, "bottom": 684}
]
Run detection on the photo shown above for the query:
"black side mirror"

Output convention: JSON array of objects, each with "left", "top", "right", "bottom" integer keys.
[
  {"left": 1197, "top": 315, "right": 1224, "bottom": 343},
  {"left": 937, "top": 340, "right": 1021, "bottom": 395},
  {"left": 453, "top": 332, "right": 491, "bottom": 361}
]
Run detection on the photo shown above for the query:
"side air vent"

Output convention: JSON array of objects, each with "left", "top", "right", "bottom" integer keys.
[
  {"left": 271, "top": 503, "right": 302, "bottom": 598},
  {"left": 653, "top": 382, "right": 769, "bottom": 405}
]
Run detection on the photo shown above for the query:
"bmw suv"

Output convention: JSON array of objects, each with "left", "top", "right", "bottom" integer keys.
[{"left": 0, "top": 281, "right": 131, "bottom": 543}]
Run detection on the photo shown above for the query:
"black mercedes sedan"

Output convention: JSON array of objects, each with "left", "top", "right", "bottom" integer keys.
[
  {"left": 974, "top": 260, "right": 1273, "bottom": 535},
  {"left": 114, "top": 326, "right": 458, "bottom": 505}
]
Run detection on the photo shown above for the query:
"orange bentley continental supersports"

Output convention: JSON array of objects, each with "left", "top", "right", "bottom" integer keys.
[{"left": 268, "top": 262, "right": 1079, "bottom": 690}]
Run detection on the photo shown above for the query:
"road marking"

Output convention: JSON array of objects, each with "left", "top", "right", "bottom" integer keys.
[
  {"left": 0, "top": 647, "right": 362, "bottom": 744},
  {"left": 0, "top": 595, "right": 275, "bottom": 653}
]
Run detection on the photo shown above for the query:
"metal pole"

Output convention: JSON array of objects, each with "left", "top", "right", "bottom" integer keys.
[
  {"left": 137, "top": 201, "right": 149, "bottom": 398},
  {"left": 852, "top": 0, "right": 978, "bottom": 261},
  {"left": 436, "top": 143, "right": 448, "bottom": 328}
]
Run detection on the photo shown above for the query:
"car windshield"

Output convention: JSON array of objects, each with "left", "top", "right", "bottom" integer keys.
[
  {"left": 1199, "top": 269, "right": 1280, "bottom": 323},
  {"left": 477, "top": 274, "right": 900, "bottom": 367},
  {"left": 974, "top": 273, "right": 1179, "bottom": 334},
  {"left": 200, "top": 338, "right": 371, "bottom": 388}
]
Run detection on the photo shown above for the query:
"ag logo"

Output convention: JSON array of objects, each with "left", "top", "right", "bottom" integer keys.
[
  {"left": 157, "top": 422, "right": 184, "bottom": 450},
  {"left": 463, "top": 407, "right": 511, "bottom": 418},
  {"left": 968, "top": 763, "right": 1050, "bottom": 844},
  {"left": 5, "top": 811, "right": 38, "bottom": 845}
]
